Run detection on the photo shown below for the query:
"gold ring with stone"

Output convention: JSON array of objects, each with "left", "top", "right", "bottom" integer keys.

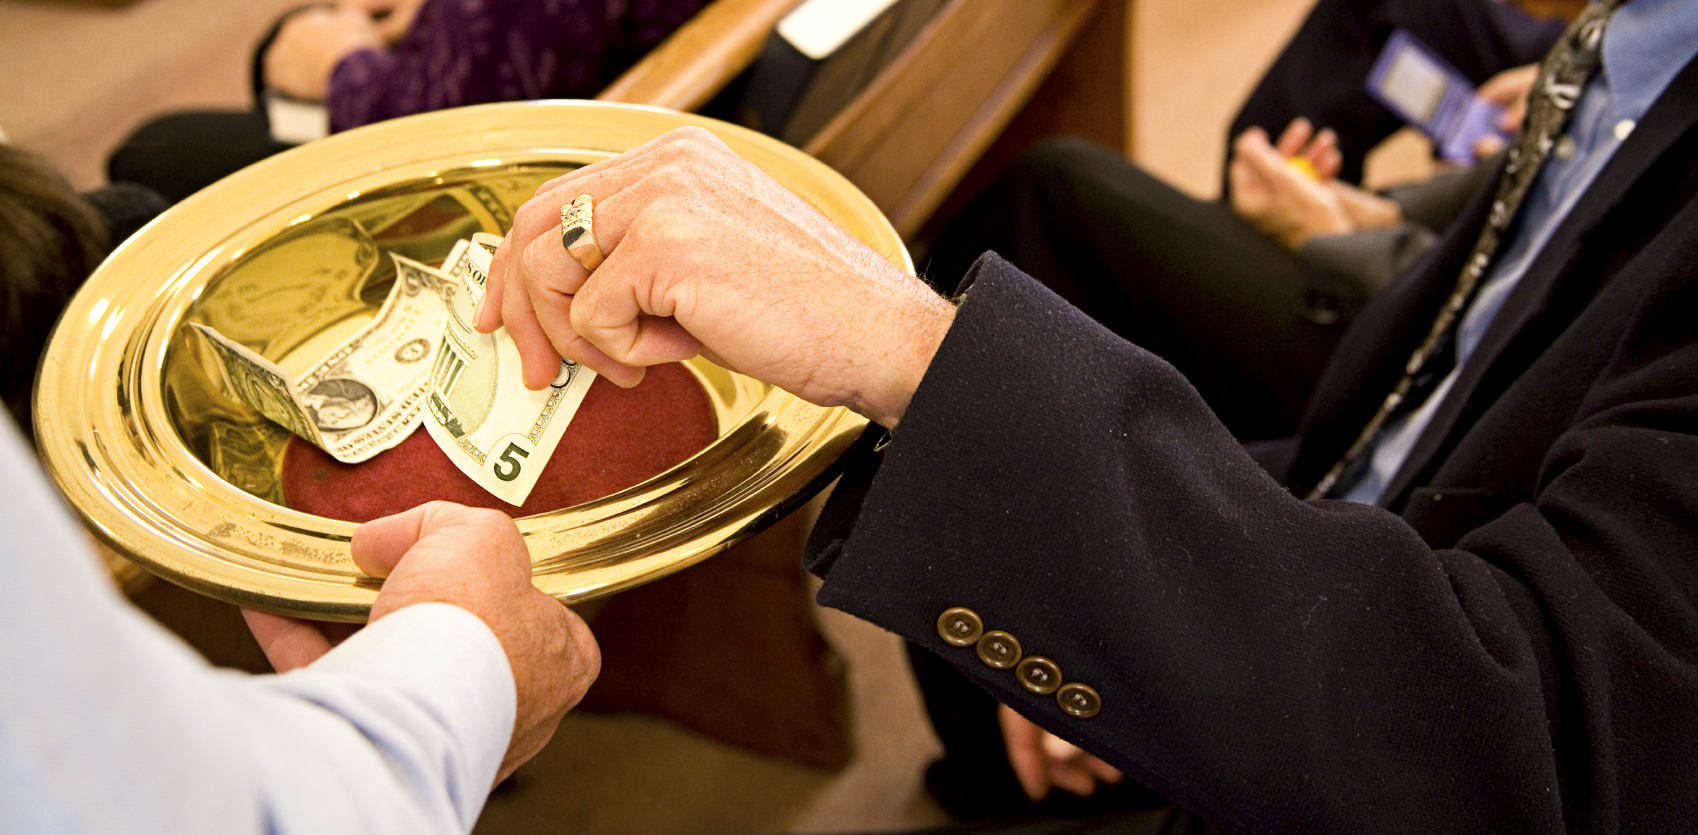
[{"left": 560, "top": 193, "right": 605, "bottom": 271}]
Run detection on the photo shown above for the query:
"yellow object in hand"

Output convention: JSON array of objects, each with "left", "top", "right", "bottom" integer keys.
[{"left": 1286, "top": 156, "right": 1320, "bottom": 180}]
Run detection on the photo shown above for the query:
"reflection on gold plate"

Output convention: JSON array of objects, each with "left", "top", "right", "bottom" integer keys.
[{"left": 36, "top": 101, "right": 899, "bottom": 621}]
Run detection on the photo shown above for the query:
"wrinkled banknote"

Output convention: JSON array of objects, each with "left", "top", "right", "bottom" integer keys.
[
  {"left": 424, "top": 232, "right": 597, "bottom": 505},
  {"left": 197, "top": 234, "right": 595, "bottom": 505},
  {"left": 193, "top": 253, "right": 454, "bottom": 463},
  {"left": 441, "top": 232, "right": 503, "bottom": 296}
]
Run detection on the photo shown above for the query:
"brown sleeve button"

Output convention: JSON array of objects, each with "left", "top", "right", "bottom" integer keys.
[
  {"left": 975, "top": 630, "right": 1023, "bottom": 669},
  {"left": 1057, "top": 682, "right": 1102, "bottom": 718},
  {"left": 1016, "top": 656, "right": 1062, "bottom": 695},
  {"left": 936, "top": 608, "right": 984, "bottom": 647}
]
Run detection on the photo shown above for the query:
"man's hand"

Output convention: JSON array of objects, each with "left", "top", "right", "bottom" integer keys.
[
  {"left": 1229, "top": 120, "right": 1402, "bottom": 251},
  {"left": 1472, "top": 63, "right": 1539, "bottom": 159},
  {"left": 264, "top": 5, "right": 384, "bottom": 101},
  {"left": 1329, "top": 178, "right": 1403, "bottom": 231},
  {"left": 478, "top": 126, "right": 956, "bottom": 429},
  {"left": 1229, "top": 124, "right": 1354, "bottom": 250},
  {"left": 245, "top": 502, "right": 600, "bottom": 782},
  {"left": 999, "top": 704, "right": 1123, "bottom": 801}
]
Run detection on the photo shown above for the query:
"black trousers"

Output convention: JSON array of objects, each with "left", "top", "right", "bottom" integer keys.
[
  {"left": 107, "top": 111, "right": 290, "bottom": 205},
  {"left": 927, "top": 138, "right": 1352, "bottom": 443}
]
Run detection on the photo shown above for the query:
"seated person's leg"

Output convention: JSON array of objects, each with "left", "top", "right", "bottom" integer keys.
[
  {"left": 929, "top": 137, "right": 1346, "bottom": 442},
  {"left": 82, "top": 182, "right": 171, "bottom": 246},
  {"left": 107, "top": 111, "right": 289, "bottom": 204}
]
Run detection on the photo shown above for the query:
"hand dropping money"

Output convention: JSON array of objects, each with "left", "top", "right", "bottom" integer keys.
[
  {"left": 194, "top": 233, "right": 596, "bottom": 505},
  {"left": 423, "top": 233, "right": 595, "bottom": 505}
]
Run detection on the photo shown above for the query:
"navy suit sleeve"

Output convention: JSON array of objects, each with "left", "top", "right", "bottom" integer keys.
[{"left": 807, "top": 253, "right": 1698, "bottom": 833}]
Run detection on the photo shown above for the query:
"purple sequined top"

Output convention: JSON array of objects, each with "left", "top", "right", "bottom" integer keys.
[{"left": 328, "top": 0, "right": 709, "bottom": 132}]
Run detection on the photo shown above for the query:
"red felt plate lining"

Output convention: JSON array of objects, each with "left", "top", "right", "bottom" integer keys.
[{"left": 282, "top": 362, "right": 717, "bottom": 522}]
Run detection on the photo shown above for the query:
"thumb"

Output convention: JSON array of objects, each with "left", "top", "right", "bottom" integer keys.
[
  {"left": 349, "top": 502, "right": 436, "bottom": 579},
  {"left": 1474, "top": 134, "right": 1507, "bottom": 161},
  {"left": 998, "top": 705, "right": 1052, "bottom": 801},
  {"left": 1235, "top": 128, "right": 1293, "bottom": 184},
  {"left": 1498, "top": 99, "right": 1527, "bottom": 134},
  {"left": 1232, "top": 126, "right": 1270, "bottom": 160},
  {"left": 1228, "top": 155, "right": 1258, "bottom": 198}
]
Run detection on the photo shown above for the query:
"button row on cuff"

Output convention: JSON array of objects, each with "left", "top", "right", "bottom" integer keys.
[{"left": 934, "top": 607, "right": 1101, "bottom": 719}]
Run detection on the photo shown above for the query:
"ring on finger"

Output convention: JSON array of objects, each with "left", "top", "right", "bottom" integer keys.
[{"left": 560, "top": 193, "right": 605, "bottom": 271}]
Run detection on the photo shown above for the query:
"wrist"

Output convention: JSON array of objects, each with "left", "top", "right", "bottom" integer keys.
[
  {"left": 1281, "top": 214, "right": 1354, "bottom": 252},
  {"left": 857, "top": 291, "right": 956, "bottom": 429}
]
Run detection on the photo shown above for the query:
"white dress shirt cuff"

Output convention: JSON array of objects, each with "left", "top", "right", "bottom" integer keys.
[{"left": 272, "top": 602, "right": 515, "bottom": 830}]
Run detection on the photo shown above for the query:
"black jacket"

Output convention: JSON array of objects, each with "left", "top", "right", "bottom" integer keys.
[{"left": 808, "top": 55, "right": 1698, "bottom": 834}]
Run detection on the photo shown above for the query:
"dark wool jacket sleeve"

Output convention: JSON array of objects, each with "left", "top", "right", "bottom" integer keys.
[{"left": 806, "top": 253, "right": 1698, "bottom": 834}]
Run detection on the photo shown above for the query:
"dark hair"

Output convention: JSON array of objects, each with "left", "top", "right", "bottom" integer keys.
[{"left": 0, "top": 144, "right": 109, "bottom": 437}]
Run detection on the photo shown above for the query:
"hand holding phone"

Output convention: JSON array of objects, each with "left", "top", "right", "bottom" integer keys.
[{"left": 1367, "top": 30, "right": 1514, "bottom": 163}]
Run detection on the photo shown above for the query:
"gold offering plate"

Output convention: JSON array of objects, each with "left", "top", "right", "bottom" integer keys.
[{"left": 37, "top": 101, "right": 897, "bottom": 621}]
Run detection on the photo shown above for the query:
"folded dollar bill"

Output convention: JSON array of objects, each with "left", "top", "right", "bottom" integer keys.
[
  {"left": 424, "top": 233, "right": 597, "bottom": 506},
  {"left": 195, "top": 235, "right": 597, "bottom": 506},
  {"left": 193, "top": 252, "right": 455, "bottom": 464}
]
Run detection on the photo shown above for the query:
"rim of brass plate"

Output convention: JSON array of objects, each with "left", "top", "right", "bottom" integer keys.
[
  {"left": 1057, "top": 682, "right": 1102, "bottom": 719},
  {"left": 976, "top": 630, "right": 1023, "bottom": 669},
  {"left": 1016, "top": 655, "right": 1062, "bottom": 695},
  {"left": 35, "top": 101, "right": 906, "bottom": 622},
  {"left": 937, "top": 607, "right": 984, "bottom": 647}
]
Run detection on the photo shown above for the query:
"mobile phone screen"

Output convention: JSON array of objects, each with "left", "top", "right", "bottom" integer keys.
[
  {"left": 1367, "top": 30, "right": 1509, "bottom": 163},
  {"left": 1378, "top": 41, "right": 1451, "bottom": 124}
]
